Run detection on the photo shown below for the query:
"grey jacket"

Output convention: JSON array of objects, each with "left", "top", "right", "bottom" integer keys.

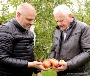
[{"left": 49, "top": 18, "right": 90, "bottom": 76}]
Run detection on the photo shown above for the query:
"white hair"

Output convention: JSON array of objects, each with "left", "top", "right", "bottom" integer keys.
[{"left": 53, "top": 4, "right": 72, "bottom": 15}]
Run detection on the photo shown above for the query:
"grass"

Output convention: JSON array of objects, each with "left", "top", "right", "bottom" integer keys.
[
  {"left": 33, "top": 69, "right": 57, "bottom": 76},
  {"left": 41, "top": 69, "right": 57, "bottom": 76}
]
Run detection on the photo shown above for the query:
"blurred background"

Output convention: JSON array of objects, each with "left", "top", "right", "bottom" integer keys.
[{"left": 0, "top": 0, "right": 90, "bottom": 76}]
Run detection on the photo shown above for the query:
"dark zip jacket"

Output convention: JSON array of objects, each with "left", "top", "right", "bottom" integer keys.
[{"left": 0, "top": 18, "right": 40, "bottom": 76}]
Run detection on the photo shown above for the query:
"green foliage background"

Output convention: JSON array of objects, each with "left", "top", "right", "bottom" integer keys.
[{"left": 0, "top": 0, "right": 90, "bottom": 76}]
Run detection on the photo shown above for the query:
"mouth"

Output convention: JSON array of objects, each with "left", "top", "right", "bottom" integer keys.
[
  {"left": 59, "top": 25, "right": 64, "bottom": 28},
  {"left": 28, "top": 24, "right": 32, "bottom": 28},
  {"left": 59, "top": 25, "right": 65, "bottom": 30}
]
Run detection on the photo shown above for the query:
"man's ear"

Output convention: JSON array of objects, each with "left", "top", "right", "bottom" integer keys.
[{"left": 17, "top": 12, "right": 21, "bottom": 17}]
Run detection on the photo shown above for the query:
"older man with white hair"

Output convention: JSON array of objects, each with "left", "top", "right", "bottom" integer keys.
[{"left": 49, "top": 4, "right": 90, "bottom": 76}]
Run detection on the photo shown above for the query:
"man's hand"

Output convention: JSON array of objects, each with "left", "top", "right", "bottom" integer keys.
[
  {"left": 28, "top": 61, "right": 50, "bottom": 71},
  {"left": 54, "top": 62, "right": 67, "bottom": 72}
]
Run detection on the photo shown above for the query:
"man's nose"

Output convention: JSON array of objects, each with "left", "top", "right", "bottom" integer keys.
[
  {"left": 29, "top": 20, "right": 34, "bottom": 25},
  {"left": 57, "top": 22, "right": 62, "bottom": 26}
]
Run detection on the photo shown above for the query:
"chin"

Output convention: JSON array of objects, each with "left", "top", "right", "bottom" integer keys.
[
  {"left": 61, "top": 28, "right": 64, "bottom": 31},
  {"left": 27, "top": 27, "right": 31, "bottom": 30}
]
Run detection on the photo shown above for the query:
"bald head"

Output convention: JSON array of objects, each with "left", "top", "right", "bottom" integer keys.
[
  {"left": 15, "top": 3, "right": 36, "bottom": 30},
  {"left": 16, "top": 3, "right": 36, "bottom": 16},
  {"left": 53, "top": 4, "right": 72, "bottom": 16}
]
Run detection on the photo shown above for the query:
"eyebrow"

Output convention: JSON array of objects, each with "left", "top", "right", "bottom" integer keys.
[{"left": 26, "top": 18, "right": 35, "bottom": 21}]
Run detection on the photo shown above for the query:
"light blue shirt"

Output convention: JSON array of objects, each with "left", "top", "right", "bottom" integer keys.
[
  {"left": 63, "top": 18, "right": 74, "bottom": 41},
  {"left": 63, "top": 31, "right": 67, "bottom": 40}
]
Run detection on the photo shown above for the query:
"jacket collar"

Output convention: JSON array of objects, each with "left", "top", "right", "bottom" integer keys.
[{"left": 11, "top": 18, "right": 27, "bottom": 32}]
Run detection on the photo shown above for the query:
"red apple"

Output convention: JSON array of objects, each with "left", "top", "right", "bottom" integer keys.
[
  {"left": 42, "top": 59, "right": 51, "bottom": 68},
  {"left": 50, "top": 58, "right": 55, "bottom": 65},
  {"left": 37, "top": 58, "right": 41, "bottom": 62},
  {"left": 50, "top": 58, "right": 59, "bottom": 68}
]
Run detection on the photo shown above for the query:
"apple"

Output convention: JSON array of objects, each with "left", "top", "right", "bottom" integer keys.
[
  {"left": 50, "top": 58, "right": 59, "bottom": 68},
  {"left": 42, "top": 59, "right": 51, "bottom": 68},
  {"left": 50, "top": 58, "right": 55, "bottom": 65},
  {"left": 58, "top": 59, "right": 65, "bottom": 67},
  {"left": 59, "top": 60, "right": 65, "bottom": 62},
  {"left": 37, "top": 58, "right": 41, "bottom": 62}
]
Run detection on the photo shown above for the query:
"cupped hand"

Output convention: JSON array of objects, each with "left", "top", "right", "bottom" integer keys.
[
  {"left": 54, "top": 62, "right": 67, "bottom": 72},
  {"left": 38, "top": 63, "right": 50, "bottom": 71}
]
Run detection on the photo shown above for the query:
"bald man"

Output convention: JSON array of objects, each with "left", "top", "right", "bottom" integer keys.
[
  {"left": 0, "top": 3, "right": 48, "bottom": 76},
  {"left": 49, "top": 4, "right": 90, "bottom": 76}
]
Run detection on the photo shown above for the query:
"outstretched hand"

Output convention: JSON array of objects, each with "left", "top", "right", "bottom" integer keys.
[{"left": 28, "top": 61, "right": 50, "bottom": 71}]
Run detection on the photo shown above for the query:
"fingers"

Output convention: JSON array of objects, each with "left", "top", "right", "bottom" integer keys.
[
  {"left": 38, "top": 64, "right": 50, "bottom": 71},
  {"left": 30, "top": 60, "right": 67, "bottom": 72},
  {"left": 42, "top": 68, "right": 50, "bottom": 71},
  {"left": 31, "top": 61, "right": 49, "bottom": 71},
  {"left": 53, "top": 66, "right": 64, "bottom": 72},
  {"left": 54, "top": 62, "right": 67, "bottom": 72}
]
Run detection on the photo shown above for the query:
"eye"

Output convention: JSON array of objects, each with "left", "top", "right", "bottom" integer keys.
[
  {"left": 56, "top": 19, "right": 64, "bottom": 23},
  {"left": 27, "top": 19, "right": 32, "bottom": 21},
  {"left": 26, "top": 18, "right": 35, "bottom": 22},
  {"left": 60, "top": 19, "right": 64, "bottom": 22}
]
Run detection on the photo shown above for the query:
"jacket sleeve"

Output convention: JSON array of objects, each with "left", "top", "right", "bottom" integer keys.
[
  {"left": 67, "top": 52, "right": 90, "bottom": 70},
  {"left": 33, "top": 68, "right": 41, "bottom": 74},
  {"left": 0, "top": 27, "right": 28, "bottom": 68},
  {"left": 49, "top": 32, "right": 56, "bottom": 59},
  {"left": 33, "top": 58, "right": 41, "bottom": 74},
  {"left": 67, "top": 25, "right": 90, "bottom": 70}
]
